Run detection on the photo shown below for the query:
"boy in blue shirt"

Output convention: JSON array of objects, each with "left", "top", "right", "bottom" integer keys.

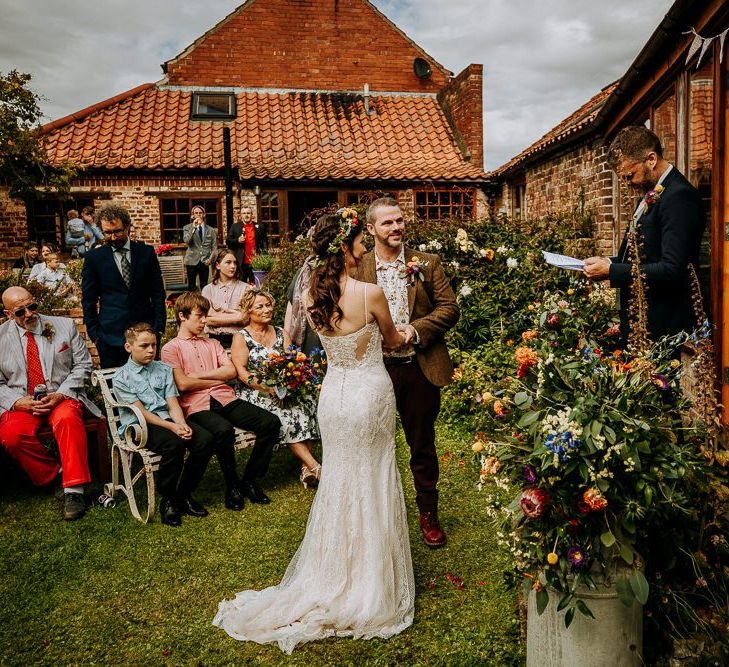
[{"left": 112, "top": 322, "right": 214, "bottom": 526}]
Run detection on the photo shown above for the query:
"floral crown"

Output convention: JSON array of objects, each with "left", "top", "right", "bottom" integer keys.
[{"left": 326, "top": 207, "right": 360, "bottom": 255}]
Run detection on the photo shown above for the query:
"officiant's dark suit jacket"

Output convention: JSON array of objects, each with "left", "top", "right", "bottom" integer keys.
[
  {"left": 358, "top": 248, "right": 459, "bottom": 387},
  {"left": 609, "top": 167, "right": 704, "bottom": 342},
  {"left": 82, "top": 241, "right": 166, "bottom": 348}
]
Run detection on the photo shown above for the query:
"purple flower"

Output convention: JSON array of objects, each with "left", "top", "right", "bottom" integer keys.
[
  {"left": 651, "top": 373, "right": 670, "bottom": 392},
  {"left": 523, "top": 464, "right": 538, "bottom": 484},
  {"left": 567, "top": 546, "right": 588, "bottom": 569}
]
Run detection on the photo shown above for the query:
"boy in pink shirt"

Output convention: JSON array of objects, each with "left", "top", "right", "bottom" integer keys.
[{"left": 161, "top": 292, "right": 280, "bottom": 507}]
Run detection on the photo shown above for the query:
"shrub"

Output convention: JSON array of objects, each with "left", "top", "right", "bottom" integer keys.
[{"left": 264, "top": 238, "right": 310, "bottom": 323}]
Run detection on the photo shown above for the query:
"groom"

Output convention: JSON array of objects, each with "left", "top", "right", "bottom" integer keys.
[{"left": 359, "top": 197, "right": 459, "bottom": 548}]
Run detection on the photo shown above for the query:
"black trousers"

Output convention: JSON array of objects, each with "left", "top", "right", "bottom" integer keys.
[
  {"left": 186, "top": 397, "right": 280, "bottom": 482},
  {"left": 186, "top": 262, "right": 209, "bottom": 291},
  {"left": 145, "top": 422, "right": 214, "bottom": 500},
  {"left": 240, "top": 263, "right": 255, "bottom": 284},
  {"left": 386, "top": 360, "right": 441, "bottom": 514},
  {"left": 208, "top": 333, "right": 234, "bottom": 349}
]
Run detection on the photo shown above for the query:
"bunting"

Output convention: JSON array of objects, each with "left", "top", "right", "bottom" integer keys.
[{"left": 683, "top": 27, "right": 729, "bottom": 68}]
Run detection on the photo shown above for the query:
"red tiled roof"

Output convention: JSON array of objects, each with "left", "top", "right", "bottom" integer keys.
[
  {"left": 491, "top": 81, "right": 618, "bottom": 177},
  {"left": 42, "top": 86, "right": 486, "bottom": 182}
]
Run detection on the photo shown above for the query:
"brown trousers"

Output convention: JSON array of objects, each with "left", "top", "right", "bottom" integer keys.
[{"left": 386, "top": 360, "right": 441, "bottom": 514}]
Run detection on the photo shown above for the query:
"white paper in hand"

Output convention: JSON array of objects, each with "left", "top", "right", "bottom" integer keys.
[{"left": 541, "top": 251, "right": 584, "bottom": 271}]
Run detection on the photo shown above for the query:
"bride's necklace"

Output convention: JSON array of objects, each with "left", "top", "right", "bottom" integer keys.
[{"left": 247, "top": 325, "right": 275, "bottom": 348}]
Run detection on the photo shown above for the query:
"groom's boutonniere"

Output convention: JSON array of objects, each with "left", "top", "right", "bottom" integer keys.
[
  {"left": 399, "top": 256, "right": 428, "bottom": 286},
  {"left": 41, "top": 322, "right": 55, "bottom": 342},
  {"left": 644, "top": 184, "right": 664, "bottom": 210}
]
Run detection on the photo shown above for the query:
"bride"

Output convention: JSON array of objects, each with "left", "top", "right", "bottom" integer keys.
[{"left": 213, "top": 209, "right": 415, "bottom": 653}]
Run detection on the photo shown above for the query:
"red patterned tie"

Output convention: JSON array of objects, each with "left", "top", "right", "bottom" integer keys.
[{"left": 25, "top": 331, "right": 46, "bottom": 395}]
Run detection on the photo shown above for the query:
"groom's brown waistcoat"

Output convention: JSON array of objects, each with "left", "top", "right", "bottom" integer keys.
[{"left": 357, "top": 248, "right": 459, "bottom": 387}]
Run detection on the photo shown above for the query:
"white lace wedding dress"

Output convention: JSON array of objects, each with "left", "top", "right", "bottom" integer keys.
[{"left": 213, "top": 321, "right": 415, "bottom": 654}]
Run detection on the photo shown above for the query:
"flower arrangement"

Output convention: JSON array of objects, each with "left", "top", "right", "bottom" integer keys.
[
  {"left": 327, "top": 207, "right": 360, "bottom": 255},
  {"left": 40, "top": 322, "right": 55, "bottom": 341},
  {"left": 644, "top": 183, "right": 664, "bottom": 209},
  {"left": 155, "top": 244, "right": 175, "bottom": 256},
  {"left": 399, "top": 256, "right": 428, "bottom": 286},
  {"left": 248, "top": 346, "right": 325, "bottom": 405},
  {"left": 476, "top": 281, "right": 714, "bottom": 627}
]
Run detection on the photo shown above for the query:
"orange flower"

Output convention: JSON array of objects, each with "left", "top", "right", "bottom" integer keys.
[
  {"left": 582, "top": 488, "right": 608, "bottom": 511},
  {"left": 481, "top": 457, "right": 501, "bottom": 476},
  {"left": 521, "top": 330, "right": 538, "bottom": 342},
  {"left": 493, "top": 400, "right": 508, "bottom": 417},
  {"left": 515, "top": 346, "right": 539, "bottom": 367}
]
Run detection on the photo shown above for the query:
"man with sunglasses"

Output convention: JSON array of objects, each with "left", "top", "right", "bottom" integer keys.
[
  {"left": 0, "top": 287, "right": 101, "bottom": 520},
  {"left": 82, "top": 203, "right": 166, "bottom": 368}
]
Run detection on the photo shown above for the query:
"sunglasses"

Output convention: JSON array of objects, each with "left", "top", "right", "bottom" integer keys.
[{"left": 12, "top": 303, "right": 39, "bottom": 318}]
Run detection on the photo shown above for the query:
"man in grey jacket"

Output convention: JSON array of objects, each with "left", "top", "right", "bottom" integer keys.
[
  {"left": 183, "top": 205, "right": 217, "bottom": 290},
  {"left": 0, "top": 287, "right": 101, "bottom": 520}
]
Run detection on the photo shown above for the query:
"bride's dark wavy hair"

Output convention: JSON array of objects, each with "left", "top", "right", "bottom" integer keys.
[{"left": 308, "top": 212, "right": 361, "bottom": 332}]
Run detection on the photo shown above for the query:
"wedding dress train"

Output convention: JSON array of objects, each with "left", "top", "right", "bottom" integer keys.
[{"left": 213, "top": 321, "right": 415, "bottom": 654}]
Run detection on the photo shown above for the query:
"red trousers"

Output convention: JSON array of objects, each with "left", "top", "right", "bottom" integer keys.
[{"left": 0, "top": 399, "right": 90, "bottom": 488}]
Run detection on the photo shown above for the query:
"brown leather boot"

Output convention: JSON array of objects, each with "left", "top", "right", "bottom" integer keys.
[{"left": 419, "top": 512, "right": 447, "bottom": 548}]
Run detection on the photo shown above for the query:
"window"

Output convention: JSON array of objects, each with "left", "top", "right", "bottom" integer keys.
[
  {"left": 259, "top": 191, "right": 283, "bottom": 247},
  {"left": 190, "top": 92, "right": 236, "bottom": 120},
  {"left": 652, "top": 89, "right": 677, "bottom": 164},
  {"left": 26, "top": 195, "right": 95, "bottom": 246},
  {"left": 342, "top": 191, "right": 392, "bottom": 207},
  {"left": 414, "top": 188, "right": 475, "bottom": 222},
  {"left": 159, "top": 197, "right": 220, "bottom": 243}
]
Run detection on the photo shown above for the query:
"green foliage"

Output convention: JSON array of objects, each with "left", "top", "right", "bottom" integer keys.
[
  {"left": 251, "top": 253, "right": 275, "bottom": 271},
  {"left": 0, "top": 70, "right": 76, "bottom": 199}
]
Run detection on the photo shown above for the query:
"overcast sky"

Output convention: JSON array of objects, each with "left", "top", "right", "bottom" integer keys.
[{"left": 1, "top": 0, "right": 673, "bottom": 170}]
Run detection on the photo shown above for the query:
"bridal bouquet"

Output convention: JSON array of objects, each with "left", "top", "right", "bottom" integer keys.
[
  {"left": 476, "top": 281, "right": 715, "bottom": 626},
  {"left": 251, "top": 347, "right": 326, "bottom": 406}
]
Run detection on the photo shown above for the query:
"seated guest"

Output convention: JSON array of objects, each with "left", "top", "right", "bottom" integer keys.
[
  {"left": 284, "top": 254, "right": 321, "bottom": 356},
  {"left": 30, "top": 252, "right": 73, "bottom": 296},
  {"left": 28, "top": 243, "right": 65, "bottom": 282},
  {"left": 161, "top": 292, "right": 280, "bottom": 506},
  {"left": 112, "top": 323, "right": 215, "bottom": 527},
  {"left": 13, "top": 243, "right": 40, "bottom": 270},
  {"left": 232, "top": 289, "right": 321, "bottom": 489},
  {"left": 0, "top": 286, "right": 101, "bottom": 521},
  {"left": 201, "top": 248, "right": 249, "bottom": 349}
]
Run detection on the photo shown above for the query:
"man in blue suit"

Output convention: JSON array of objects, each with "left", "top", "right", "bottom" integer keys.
[
  {"left": 82, "top": 203, "right": 166, "bottom": 368},
  {"left": 584, "top": 126, "right": 705, "bottom": 344}
]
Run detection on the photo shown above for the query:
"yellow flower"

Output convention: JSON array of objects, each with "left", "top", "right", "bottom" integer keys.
[
  {"left": 567, "top": 288, "right": 575, "bottom": 295},
  {"left": 287, "top": 362, "right": 295, "bottom": 369},
  {"left": 411, "top": 256, "right": 419, "bottom": 262},
  {"left": 670, "top": 359, "right": 680, "bottom": 369},
  {"left": 472, "top": 440, "right": 484, "bottom": 453},
  {"left": 547, "top": 552, "right": 559, "bottom": 565}
]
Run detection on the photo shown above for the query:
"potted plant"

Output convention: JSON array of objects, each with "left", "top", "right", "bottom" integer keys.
[
  {"left": 251, "top": 253, "right": 274, "bottom": 287},
  {"left": 476, "top": 280, "right": 712, "bottom": 665}
]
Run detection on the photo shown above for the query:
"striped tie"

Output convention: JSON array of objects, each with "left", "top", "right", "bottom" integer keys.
[{"left": 116, "top": 248, "right": 131, "bottom": 286}]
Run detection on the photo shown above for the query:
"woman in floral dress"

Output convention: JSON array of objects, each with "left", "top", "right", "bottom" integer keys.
[{"left": 231, "top": 288, "right": 321, "bottom": 488}]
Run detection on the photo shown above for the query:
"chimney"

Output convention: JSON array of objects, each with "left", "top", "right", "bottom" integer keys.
[{"left": 437, "top": 64, "right": 483, "bottom": 167}]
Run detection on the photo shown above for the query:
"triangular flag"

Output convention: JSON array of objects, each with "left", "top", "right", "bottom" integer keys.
[
  {"left": 697, "top": 35, "right": 714, "bottom": 68},
  {"left": 685, "top": 30, "right": 702, "bottom": 65}
]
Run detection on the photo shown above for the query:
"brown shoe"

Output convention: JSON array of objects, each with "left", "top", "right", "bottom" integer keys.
[{"left": 419, "top": 512, "right": 446, "bottom": 548}]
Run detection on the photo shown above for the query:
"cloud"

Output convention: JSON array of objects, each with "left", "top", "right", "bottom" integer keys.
[{"left": 0, "top": 0, "right": 673, "bottom": 170}]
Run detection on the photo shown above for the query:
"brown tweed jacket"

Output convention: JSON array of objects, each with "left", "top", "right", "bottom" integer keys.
[{"left": 357, "top": 248, "right": 459, "bottom": 387}]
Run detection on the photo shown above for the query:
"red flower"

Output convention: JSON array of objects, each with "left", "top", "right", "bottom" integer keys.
[
  {"left": 546, "top": 314, "right": 560, "bottom": 327},
  {"left": 520, "top": 487, "right": 550, "bottom": 518},
  {"left": 582, "top": 488, "right": 608, "bottom": 512}
]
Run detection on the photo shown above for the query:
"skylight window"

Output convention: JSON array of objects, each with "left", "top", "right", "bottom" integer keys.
[{"left": 190, "top": 92, "right": 236, "bottom": 120}]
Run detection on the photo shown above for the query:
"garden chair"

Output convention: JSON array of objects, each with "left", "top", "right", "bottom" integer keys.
[
  {"left": 157, "top": 254, "right": 188, "bottom": 296},
  {"left": 91, "top": 367, "right": 256, "bottom": 523}
]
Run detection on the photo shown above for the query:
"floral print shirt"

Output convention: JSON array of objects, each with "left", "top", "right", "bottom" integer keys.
[{"left": 375, "top": 246, "right": 414, "bottom": 358}]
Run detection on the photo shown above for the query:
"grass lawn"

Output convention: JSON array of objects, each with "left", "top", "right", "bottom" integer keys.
[{"left": 0, "top": 425, "right": 522, "bottom": 666}]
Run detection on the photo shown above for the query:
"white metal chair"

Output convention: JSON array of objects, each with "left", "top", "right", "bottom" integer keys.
[{"left": 91, "top": 367, "right": 256, "bottom": 523}]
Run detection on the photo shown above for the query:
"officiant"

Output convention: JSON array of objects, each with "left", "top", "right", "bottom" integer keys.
[{"left": 583, "top": 126, "right": 704, "bottom": 344}]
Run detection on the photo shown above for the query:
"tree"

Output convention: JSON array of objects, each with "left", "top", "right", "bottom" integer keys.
[{"left": 0, "top": 70, "right": 76, "bottom": 199}]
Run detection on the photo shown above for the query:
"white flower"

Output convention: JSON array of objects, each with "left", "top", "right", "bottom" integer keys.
[
  {"left": 459, "top": 284, "right": 473, "bottom": 298},
  {"left": 496, "top": 245, "right": 508, "bottom": 254},
  {"left": 418, "top": 243, "right": 426, "bottom": 251},
  {"left": 433, "top": 240, "right": 443, "bottom": 250},
  {"left": 507, "top": 257, "right": 518, "bottom": 269},
  {"left": 479, "top": 248, "right": 488, "bottom": 257},
  {"left": 450, "top": 261, "right": 460, "bottom": 269}
]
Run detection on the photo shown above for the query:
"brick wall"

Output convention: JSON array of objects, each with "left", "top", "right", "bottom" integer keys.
[
  {"left": 500, "top": 141, "right": 617, "bottom": 256},
  {"left": 0, "top": 189, "right": 29, "bottom": 258},
  {"left": 437, "top": 64, "right": 484, "bottom": 167},
  {"left": 165, "top": 0, "right": 449, "bottom": 93}
]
